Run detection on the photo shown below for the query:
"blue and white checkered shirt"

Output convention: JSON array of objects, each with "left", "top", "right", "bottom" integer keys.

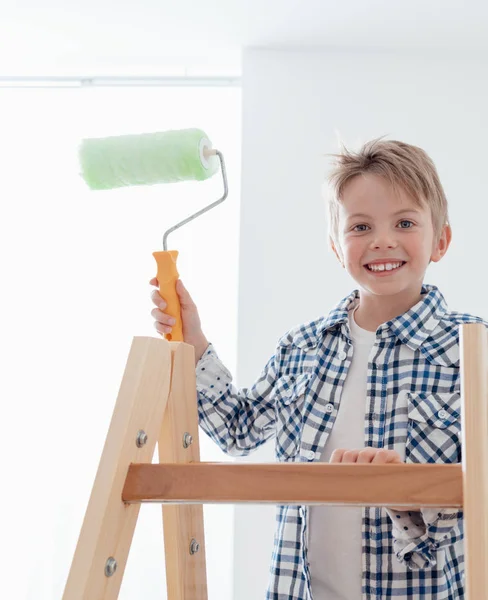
[{"left": 196, "top": 284, "right": 485, "bottom": 599}]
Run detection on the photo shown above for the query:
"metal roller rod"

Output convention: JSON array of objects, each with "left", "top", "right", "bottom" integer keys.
[{"left": 162, "top": 150, "right": 228, "bottom": 251}]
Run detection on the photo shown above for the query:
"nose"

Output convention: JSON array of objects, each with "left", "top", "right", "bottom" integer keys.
[{"left": 370, "top": 229, "right": 398, "bottom": 250}]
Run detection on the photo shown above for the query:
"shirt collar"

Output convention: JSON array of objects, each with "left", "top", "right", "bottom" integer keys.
[
  {"left": 293, "top": 284, "right": 448, "bottom": 352},
  {"left": 377, "top": 284, "right": 449, "bottom": 352}
]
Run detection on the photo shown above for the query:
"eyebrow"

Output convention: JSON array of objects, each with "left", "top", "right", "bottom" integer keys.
[{"left": 347, "top": 209, "right": 421, "bottom": 220}]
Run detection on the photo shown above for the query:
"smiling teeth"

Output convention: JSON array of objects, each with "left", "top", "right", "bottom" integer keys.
[{"left": 367, "top": 262, "right": 403, "bottom": 272}]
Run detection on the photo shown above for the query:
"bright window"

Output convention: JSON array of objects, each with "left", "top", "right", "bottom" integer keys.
[{"left": 0, "top": 85, "right": 241, "bottom": 599}]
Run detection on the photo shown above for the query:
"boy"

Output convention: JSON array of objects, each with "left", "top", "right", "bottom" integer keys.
[{"left": 150, "top": 138, "right": 483, "bottom": 599}]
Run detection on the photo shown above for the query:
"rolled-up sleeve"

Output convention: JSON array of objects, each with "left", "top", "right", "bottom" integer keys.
[{"left": 385, "top": 507, "right": 463, "bottom": 569}]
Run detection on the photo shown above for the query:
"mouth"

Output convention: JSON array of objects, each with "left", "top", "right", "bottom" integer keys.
[{"left": 364, "top": 261, "right": 406, "bottom": 275}]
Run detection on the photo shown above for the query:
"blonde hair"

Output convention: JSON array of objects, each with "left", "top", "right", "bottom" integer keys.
[{"left": 325, "top": 137, "right": 449, "bottom": 250}]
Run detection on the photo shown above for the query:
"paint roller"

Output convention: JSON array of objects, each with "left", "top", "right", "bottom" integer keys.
[{"left": 78, "top": 127, "right": 228, "bottom": 342}]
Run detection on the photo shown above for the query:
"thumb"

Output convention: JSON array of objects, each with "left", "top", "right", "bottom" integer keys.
[{"left": 176, "top": 279, "right": 194, "bottom": 306}]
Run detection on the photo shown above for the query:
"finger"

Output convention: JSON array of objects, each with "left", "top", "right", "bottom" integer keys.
[
  {"left": 150, "top": 308, "right": 176, "bottom": 326},
  {"left": 370, "top": 449, "right": 389, "bottom": 464},
  {"left": 176, "top": 279, "right": 194, "bottom": 306},
  {"left": 371, "top": 449, "right": 402, "bottom": 464},
  {"left": 356, "top": 448, "right": 378, "bottom": 464},
  {"left": 342, "top": 449, "right": 360, "bottom": 463},
  {"left": 149, "top": 277, "right": 159, "bottom": 286},
  {"left": 378, "top": 449, "right": 403, "bottom": 464},
  {"left": 329, "top": 449, "right": 347, "bottom": 463},
  {"left": 151, "top": 289, "right": 166, "bottom": 308},
  {"left": 153, "top": 321, "right": 173, "bottom": 336},
  {"left": 383, "top": 450, "right": 403, "bottom": 463}
]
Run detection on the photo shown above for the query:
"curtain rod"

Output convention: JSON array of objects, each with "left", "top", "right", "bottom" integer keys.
[{"left": 0, "top": 76, "right": 241, "bottom": 88}]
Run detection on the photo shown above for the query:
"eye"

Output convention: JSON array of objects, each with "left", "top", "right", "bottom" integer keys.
[
  {"left": 398, "top": 220, "right": 414, "bottom": 229},
  {"left": 352, "top": 224, "right": 370, "bottom": 232}
]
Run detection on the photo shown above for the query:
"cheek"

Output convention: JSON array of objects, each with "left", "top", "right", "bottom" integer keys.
[
  {"left": 342, "top": 237, "right": 365, "bottom": 265},
  {"left": 406, "top": 234, "right": 432, "bottom": 260}
]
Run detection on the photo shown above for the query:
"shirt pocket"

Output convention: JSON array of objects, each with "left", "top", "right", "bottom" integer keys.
[
  {"left": 272, "top": 373, "right": 311, "bottom": 461},
  {"left": 405, "top": 391, "right": 461, "bottom": 464}
]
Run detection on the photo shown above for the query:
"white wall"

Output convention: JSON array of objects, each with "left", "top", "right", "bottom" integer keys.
[{"left": 233, "top": 47, "right": 488, "bottom": 599}]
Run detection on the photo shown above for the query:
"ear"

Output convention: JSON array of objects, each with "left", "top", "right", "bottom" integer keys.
[
  {"left": 330, "top": 236, "right": 344, "bottom": 267},
  {"left": 431, "top": 224, "right": 452, "bottom": 263}
]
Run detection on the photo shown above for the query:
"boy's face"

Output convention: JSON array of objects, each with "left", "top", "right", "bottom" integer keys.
[{"left": 331, "top": 173, "right": 451, "bottom": 298}]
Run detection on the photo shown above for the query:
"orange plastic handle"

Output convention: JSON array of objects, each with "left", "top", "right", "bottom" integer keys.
[{"left": 152, "top": 250, "right": 183, "bottom": 342}]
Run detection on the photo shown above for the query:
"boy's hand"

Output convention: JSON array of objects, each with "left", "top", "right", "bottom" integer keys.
[
  {"left": 150, "top": 277, "right": 209, "bottom": 364},
  {"left": 329, "top": 448, "right": 417, "bottom": 510},
  {"left": 329, "top": 447, "right": 402, "bottom": 464}
]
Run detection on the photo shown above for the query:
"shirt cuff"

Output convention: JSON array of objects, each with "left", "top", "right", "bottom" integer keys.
[
  {"left": 386, "top": 507, "right": 462, "bottom": 570},
  {"left": 195, "top": 342, "right": 233, "bottom": 403},
  {"left": 392, "top": 535, "right": 437, "bottom": 569},
  {"left": 386, "top": 509, "right": 436, "bottom": 569}
]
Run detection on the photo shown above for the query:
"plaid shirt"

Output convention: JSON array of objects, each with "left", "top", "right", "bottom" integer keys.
[{"left": 196, "top": 284, "right": 485, "bottom": 599}]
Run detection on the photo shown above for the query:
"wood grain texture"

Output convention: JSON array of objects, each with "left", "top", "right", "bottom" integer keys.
[
  {"left": 63, "top": 337, "right": 171, "bottom": 600},
  {"left": 158, "top": 342, "right": 208, "bottom": 600},
  {"left": 460, "top": 324, "right": 488, "bottom": 600},
  {"left": 123, "top": 462, "right": 462, "bottom": 507}
]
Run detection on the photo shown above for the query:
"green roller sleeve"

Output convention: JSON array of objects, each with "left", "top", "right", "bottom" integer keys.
[{"left": 79, "top": 128, "right": 219, "bottom": 190}]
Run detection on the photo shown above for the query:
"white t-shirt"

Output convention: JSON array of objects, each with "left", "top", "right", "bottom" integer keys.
[{"left": 308, "top": 307, "right": 376, "bottom": 600}]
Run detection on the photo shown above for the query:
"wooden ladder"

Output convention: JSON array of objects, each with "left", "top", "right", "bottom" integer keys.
[{"left": 62, "top": 324, "right": 488, "bottom": 599}]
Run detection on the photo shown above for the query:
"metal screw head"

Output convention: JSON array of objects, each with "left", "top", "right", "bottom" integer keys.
[
  {"left": 136, "top": 430, "right": 148, "bottom": 448},
  {"left": 189, "top": 539, "right": 200, "bottom": 555},
  {"left": 105, "top": 557, "right": 118, "bottom": 577},
  {"left": 183, "top": 432, "right": 193, "bottom": 448}
]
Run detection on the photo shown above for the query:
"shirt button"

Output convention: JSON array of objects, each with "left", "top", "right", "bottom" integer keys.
[
  {"left": 338, "top": 351, "right": 347, "bottom": 360},
  {"left": 307, "top": 450, "right": 315, "bottom": 461},
  {"left": 325, "top": 403, "right": 334, "bottom": 413},
  {"left": 438, "top": 409, "right": 448, "bottom": 419}
]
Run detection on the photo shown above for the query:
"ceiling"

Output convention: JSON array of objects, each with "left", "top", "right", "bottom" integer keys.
[{"left": 2, "top": 0, "right": 488, "bottom": 77}]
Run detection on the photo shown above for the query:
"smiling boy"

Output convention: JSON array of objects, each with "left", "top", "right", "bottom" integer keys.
[
  {"left": 330, "top": 163, "right": 451, "bottom": 332},
  {"left": 151, "top": 137, "right": 484, "bottom": 599}
]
